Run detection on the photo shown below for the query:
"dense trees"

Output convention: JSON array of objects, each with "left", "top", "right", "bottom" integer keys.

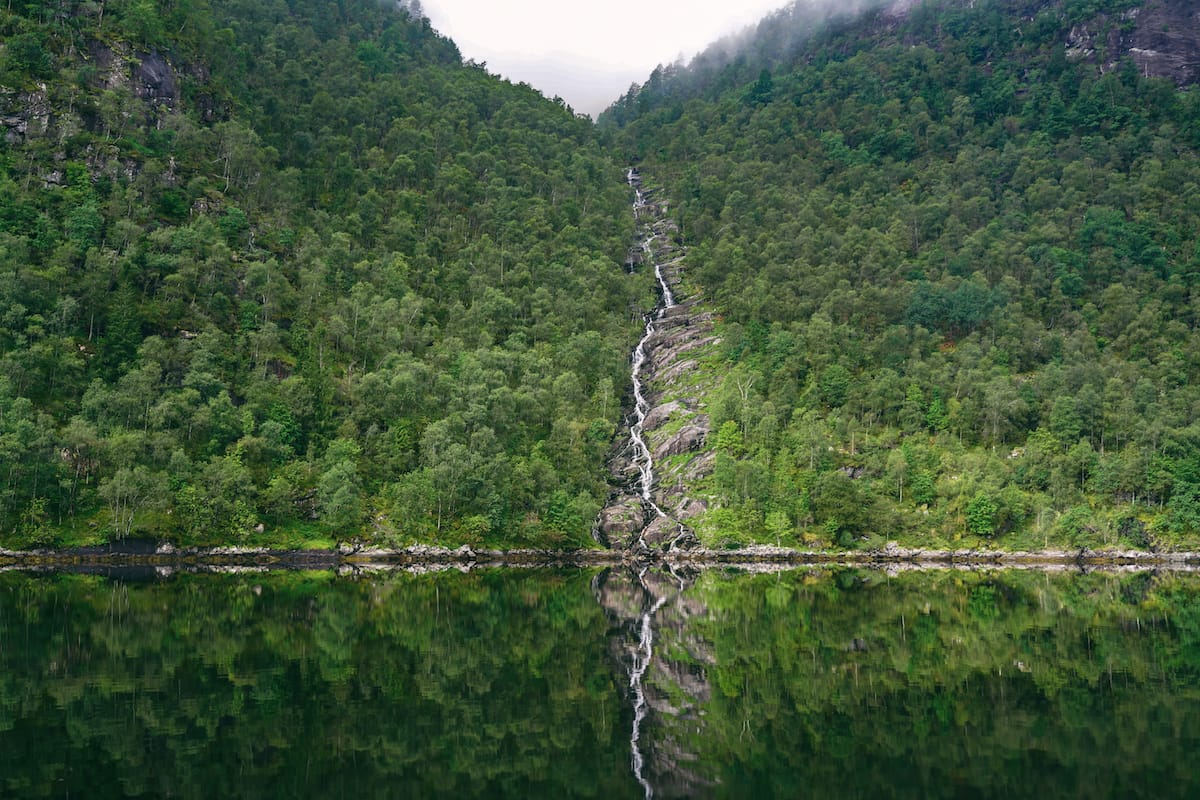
[
  {"left": 5, "top": 0, "right": 1198, "bottom": 549},
  {"left": 0, "top": 0, "right": 646, "bottom": 545},
  {"left": 605, "top": 0, "right": 1200, "bottom": 548}
]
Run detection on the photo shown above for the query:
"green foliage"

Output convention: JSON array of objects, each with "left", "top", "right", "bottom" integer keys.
[
  {"left": 1, "top": 31, "right": 53, "bottom": 80},
  {"left": 965, "top": 492, "right": 998, "bottom": 537},
  {"left": 0, "top": 0, "right": 637, "bottom": 546},
  {"left": 1056, "top": 504, "right": 1100, "bottom": 545},
  {"left": 818, "top": 364, "right": 851, "bottom": 409},
  {"left": 0, "top": 570, "right": 633, "bottom": 795},
  {"left": 809, "top": 471, "right": 873, "bottom": 543},
  {"left": 98, "top": 465, "right": 170, "bottom": 538},
  {"left": 610, "top": 0, "right": 1200, "bottom": 547},
  {"left": 1165, "top": 483, "right": 1200, "bottom": 536},
  {"left": 3, "top": 0, "right": 1199, "bottom": 551}
]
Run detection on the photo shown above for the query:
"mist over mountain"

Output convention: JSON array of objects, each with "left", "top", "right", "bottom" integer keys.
[
  {"left": 602, "top": 0, "right": 1200, "bottom": 126},
  {"left": 606, "top": 0, "right": 1200, "bottom": 548},
  {"left": 599, "top": 0, "right": 896, "bottom": 126},
  {"left": 419, "top": 0, "right": 797, "bottom": 117}
]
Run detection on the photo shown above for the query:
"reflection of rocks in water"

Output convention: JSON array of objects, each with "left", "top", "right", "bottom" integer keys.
[{"left": 594, "top": 568, "right": 716, "bottom": 798}]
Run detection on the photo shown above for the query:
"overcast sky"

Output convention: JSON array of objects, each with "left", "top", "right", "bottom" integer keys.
[{"left": 421, "top": 0, "right": 791, "bottom": 117}]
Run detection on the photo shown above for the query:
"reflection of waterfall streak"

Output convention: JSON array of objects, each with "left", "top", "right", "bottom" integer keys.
[
  {"left": 630, "top": 589, "right": 668, "bottom": 799},
  {"left": 626, "top": 169, "right": 677, "bottom": 541}
]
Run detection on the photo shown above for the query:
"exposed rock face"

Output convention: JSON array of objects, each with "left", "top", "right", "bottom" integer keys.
[
  {"left": 1066, "top": 0, "right": 1200, "bottom": 86},
  {"left": 653, "top": 424, "right": 707, "bottom": 461},
  {"left": 672, "top": 498, "right": 708, "bottom": 521},
  {"left": 598, "top": 171, "right": 716, "bottom": 552},
  {"left": 132, "top": 51, "right": 179, "bottom": 108},
  {"left": 596, "top": 496, "right": 645, "bottom": 548},
  {"left": 642, "top": 401, "right": 683, "bottom": 431},
  {"left": 3, "top": 45, "right": 185, "bottom": 146},
  {"left": 876, "top": 1, "right": 1200, "bottom": 88},
  {"left": 641, "top": 515, "right": 700, "bottom": 550}
]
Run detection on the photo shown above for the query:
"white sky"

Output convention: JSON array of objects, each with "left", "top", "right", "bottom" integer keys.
[{"left": 421, "top": 0, "right": 791, "bottom": 117}]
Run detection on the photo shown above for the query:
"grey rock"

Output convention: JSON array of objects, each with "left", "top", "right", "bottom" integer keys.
[
  {"left": 674, "top": 498, "right": 708, "bottom": 520},
  {"left": 598, "top": 495, "right": 645, "bottom": 540},
  {"left": 653, "top": 425, "right": 706, "bottom": 461},
  {"left": 656, "top": 358, "right": 698, "bottom": 385},
  {"left": 642, "top": 514, "right": 683, "bottom": 548},
  {"left": 642, "top": 401, "right": 682, "bottom": 431},
  {"left": 681, "top": 450, "right": 715, "bottom": 483},
  {"left": 133, "top": 51, "right": 178, "bottom": 107}
]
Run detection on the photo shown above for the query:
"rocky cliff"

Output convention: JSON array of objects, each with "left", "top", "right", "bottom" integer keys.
[
  {"left": 1066, "top": 0, "right": 1200, "bottom": 85},
  {"left": 597, "top": 177, "right": 716, "bottom": 553}
]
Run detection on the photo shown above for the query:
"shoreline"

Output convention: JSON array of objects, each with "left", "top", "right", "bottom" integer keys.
[{"left": 3, "top": 542, "right": 1200, "bottom": 574}]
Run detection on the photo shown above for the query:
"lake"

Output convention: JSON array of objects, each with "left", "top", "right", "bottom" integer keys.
[{"left": 1, "top": 565, "right": 1198, "bottom": 798}]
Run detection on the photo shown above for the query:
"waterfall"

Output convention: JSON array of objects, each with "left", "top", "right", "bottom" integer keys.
[
  {"left": 626, "top": 169, "right": 676, "bottom": 543},
  {"left": 597, "top": 565, "right": 712, "bottom": 799}
]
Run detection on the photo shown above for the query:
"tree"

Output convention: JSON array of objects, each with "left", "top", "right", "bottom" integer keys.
[
  {"left": 99, "top": 466, "right": 168, "bottom": 538},
  {"left": 885, "top": 449, "right": 909, "bottom": 503},
  {"left": 318, "top": 439, "right": 364, "bottom": 531},
  {"left": 965, "top": 492, "right": 998, "bottom": 537},
  {"left": 746, "top": 68, "right": 774, "bottom": 105},
  {"left": 809, "top": 471, "right": 873, "bottom": 544},
  {"left": 1165, "top": 483, "right": 1200, "bottom": 536}
]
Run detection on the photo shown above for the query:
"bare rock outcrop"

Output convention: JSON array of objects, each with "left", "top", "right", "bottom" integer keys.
[
  {"left": 598, "top": 169, "right": 718, "bottom": 554},
  {"left": 596, "top": 495, "right": 645, "bottom": 546},
  {"left": 653, "top": 424, "right": 707, "bottom": 461},
  {"left": 643, "top": 401, "right": 683, "bottom": 431},
  {"left": 1064, "top": 1, "right": 1200, "bottom": 86}
]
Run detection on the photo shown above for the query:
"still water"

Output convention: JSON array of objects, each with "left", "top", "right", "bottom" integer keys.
[{"left": 1, "top": 566, "right": 1198, "bottom": 798}]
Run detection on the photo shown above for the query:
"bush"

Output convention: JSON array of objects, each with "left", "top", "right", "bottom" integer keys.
[{"left": 965, "top": 492, "right": 998, "bottom": 536}]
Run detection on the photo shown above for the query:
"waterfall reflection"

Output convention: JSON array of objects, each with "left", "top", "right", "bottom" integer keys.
[{"left": 595, "top": 567, "right": 716, "bottom": 798}]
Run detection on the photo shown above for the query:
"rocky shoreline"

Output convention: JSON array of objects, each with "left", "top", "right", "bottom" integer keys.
[{"left": 4, "top": 542, "right": 1200, "bottom": 574}]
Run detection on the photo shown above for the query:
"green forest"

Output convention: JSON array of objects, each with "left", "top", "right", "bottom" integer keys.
[
  {"left": 604, "top": 0, "right": 1200, "bottom": 550},
  {"left": 0, "top": 0, "right": 651, "bottom": 548},
  {"left": 2, "top": 0, "right": 1200, "bottom": 549}
]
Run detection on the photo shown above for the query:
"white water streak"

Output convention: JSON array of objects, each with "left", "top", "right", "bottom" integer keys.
[
  {"left": 630, "top": 588, "right": 668, "bottom": 799},
  {"left": 626, "top": 169, "right": 677, "bottom": 534}
]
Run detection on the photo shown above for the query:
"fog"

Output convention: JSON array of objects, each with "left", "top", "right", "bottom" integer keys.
[{"left": 420, "top": 0, "right": 793, "bottom": 116}]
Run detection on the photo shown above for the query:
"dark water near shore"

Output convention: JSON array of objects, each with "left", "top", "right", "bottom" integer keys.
[{"left": 1, "top": 566, "right": 1199, "bottom": 798}]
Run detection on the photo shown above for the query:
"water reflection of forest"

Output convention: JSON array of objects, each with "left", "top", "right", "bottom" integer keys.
[
  {"left": 2, "top": 569, "right": 1200, "bottom": 798},
  {"left": 600, "top": 566, "right": 1200, "bottom": 799}
]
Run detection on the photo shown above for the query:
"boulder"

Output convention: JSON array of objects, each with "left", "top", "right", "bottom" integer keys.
[
  {"left": 642, "top": 401, "right": 682, "bottom": 431},
  {"left": 653, "top": 425, "right": 706, "bottom": 461},
  {"left": 642, "top": 515, "right": 682, "bottom": 548},
  {"left": 598, "top": 495, "right": 645, "bottom": 541},
  {"left": 673, "top": 498, "right": 708, "bottom": 520},
  {"left": 681, "top": 451, "right": 715, "bottom": 483}
]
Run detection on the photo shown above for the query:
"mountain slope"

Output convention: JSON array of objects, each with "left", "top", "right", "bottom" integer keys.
[
  {"left": 606, "top": 0, "right": 1200, "bottom": 549},
  {"left": 0, "top": 0, "right": 648, "bottom": 547}
]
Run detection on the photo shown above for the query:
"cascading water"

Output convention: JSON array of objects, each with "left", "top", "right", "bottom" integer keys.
[{"left": 626, "top": 169, "right": 677, "bottom": 545}]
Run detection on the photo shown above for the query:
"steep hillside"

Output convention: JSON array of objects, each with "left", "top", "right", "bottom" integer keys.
[
  {"left": 0, "top": 0, "right": 647, "bottom": 547},
  {"left": 606, "top": 0, "right": 1200, "bottom": 549}
]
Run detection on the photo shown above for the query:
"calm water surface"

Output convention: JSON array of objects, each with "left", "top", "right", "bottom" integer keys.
[{"left": 1, "top": 566, "right": 1198, "bottom": 798}]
